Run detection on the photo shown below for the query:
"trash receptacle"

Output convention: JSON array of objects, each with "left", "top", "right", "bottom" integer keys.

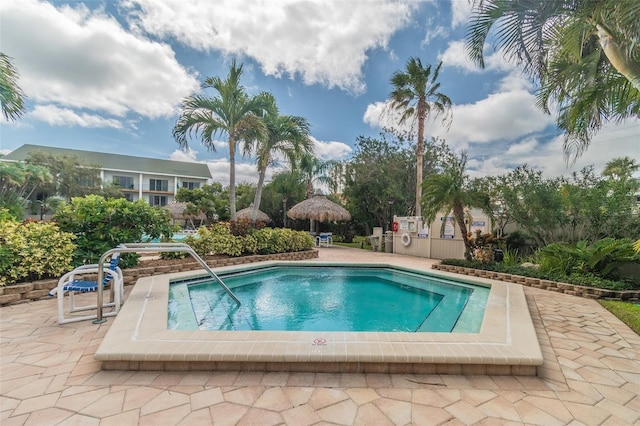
[
  {"left": 384, "top": 231, "right": 393, "bottom": 253},
  {"left": 369, "top": 235, "right": 380, "bottom": 251}
]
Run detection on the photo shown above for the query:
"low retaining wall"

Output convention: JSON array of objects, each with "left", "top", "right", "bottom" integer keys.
[
  {"left": 432, "top": 264, "right": 640, "bottom": 302},
  {"left": 0, "top": 249, "right": 319, "bottom": 306}
]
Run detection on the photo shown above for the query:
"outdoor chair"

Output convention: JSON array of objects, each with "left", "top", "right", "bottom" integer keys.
[
  {"left": 316, "top": 232, "right": 333, "bottom": 247},
  {"left": 49, "top": 252, "right": 124, "bottom": 324}
]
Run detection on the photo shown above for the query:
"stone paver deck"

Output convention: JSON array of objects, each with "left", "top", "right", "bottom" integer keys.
[{"left": 1, "top": 246, "right": 639, "bottom": 425}]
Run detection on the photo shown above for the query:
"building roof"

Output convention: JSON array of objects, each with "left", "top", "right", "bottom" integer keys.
[{"left": 3, "top": 144, "right": 212, "bottom": 180}]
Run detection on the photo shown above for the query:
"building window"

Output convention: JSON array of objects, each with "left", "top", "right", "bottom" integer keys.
[
  {"left": 149, "top": 179, "right": 168, "bottom": 191},
  {"left": 150, "top": 195, "right": 167, "bottom": 206},
  {"left": 182, "top": 181, "right": 200, "bottom": 190},
  {"left": 113, "top": 175, "right": 134, "bottom": 189},
  {"left": 124, "top": 193, "right": 134, "bottom": 202}
]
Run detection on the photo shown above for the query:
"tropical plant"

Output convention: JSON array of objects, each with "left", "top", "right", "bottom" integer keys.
[
  {"left": 0, "top": 219, "right": 75, "bottom": 285},
  {"left": 465, "top": 0, "right": 640, "bottom": 158},
  {"left": 0, "top": 52, "right": 26, "bottom": 121},
  {"left": 54, "top": 195, "right": 174, "bottom": 266},
  {"left": 0, "top": 161, "right": 53, "bottom": 219},
  {"left": 173, "top": 60, "right": 276, "bottom": 221},
  {"left": 421, "top": 152, "right": 487, "bottom": 261},
  {"left": 248, "top": 105, "right": 313, "bottom": 225},
  {"left": 537, "top": 238, "right": 639, "bottom": 280},
  {"left": 387, "top": 58, "right": 452, "bottom": 217}
]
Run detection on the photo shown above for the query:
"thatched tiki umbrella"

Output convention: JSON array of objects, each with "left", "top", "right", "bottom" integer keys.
[
  {"left": 287, "top": 191, "right": 351, "bottom": 231},
  {"left": 236, "top": 205, "right": 271, "bottom": 223}
]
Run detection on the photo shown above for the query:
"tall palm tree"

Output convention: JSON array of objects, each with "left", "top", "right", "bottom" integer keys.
[
  {"left": 173, "top": 60, "right": 276, "bottom": 221},
  {"left": 387, "top": 59, "right": 452, "bottom": 218},
  {"left": 298, "top": 154, "right": 335, "bottom": 199},
  {"left": 0, "top": 52, "right": 26, "bottom": 121},
  {"left": 421, "top": 152, "right": 485, "bottom": 261},
  {"left": 249, "top": 107, "right": 313, "bottom": 225},
  {"left": 465, "top": 0, "right": 640, "bottom": 158}
]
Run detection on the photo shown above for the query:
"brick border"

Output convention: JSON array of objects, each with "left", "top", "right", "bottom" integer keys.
[
  {"left": 432, "top": 264, "right": 640, "bottom": 302},
  {"left": 0, "top": 249, "right": 319, "bottom": 306}
]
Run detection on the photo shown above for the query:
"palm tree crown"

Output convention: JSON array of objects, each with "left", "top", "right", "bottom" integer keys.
[
  {"left": 465, "top": 0, "right": 640, "bottom": 159},
  {"left": 249, "top": 105, "right": 313, "bottom": 224},
  {"left": 421, "top": 152, "right": 486, "bottom": 261},
  {"left": 387, "top": 58, "right": 452, "bottom": 218},
  {"left": 173, "top": 60, "right": 276, "bottom": 221},
  {"left": 0, "top": 52, "right": 26, "bottom": 121}
]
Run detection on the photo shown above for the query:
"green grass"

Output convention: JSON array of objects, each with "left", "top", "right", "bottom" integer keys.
[
  {"left": 599, "top": 300, "right": 640, "bottom": 335},
  {"left": 334, "top": 242, "right": 370, "bottom": 249}
]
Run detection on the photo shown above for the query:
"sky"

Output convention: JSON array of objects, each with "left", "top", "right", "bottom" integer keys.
[{"left": 1, "top": 0, "right": 638, "bottom": 186}]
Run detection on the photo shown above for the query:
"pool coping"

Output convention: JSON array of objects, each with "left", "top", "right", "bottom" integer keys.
[{"left": 95, "top": 261, "right": 544, "bottom": 375}]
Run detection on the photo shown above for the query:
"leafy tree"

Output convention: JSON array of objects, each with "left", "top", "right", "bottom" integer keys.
[
  {"left": 387, "top": 59, "right": 452, "bottom": 217},
  {"left": 262, "top": 171, "right": 307, "bottom": 228},
  {"left": 0, "top": 52, "right": 25, "bottom": 121},
  {"left": 0, "top": 161, "right": 52, "bottom": 219},
  {"left": 173, "top": 60, "right": 276, "bottom": 221},
  {"left": 54, "top": 195, "right": 174, "bottom": 266},
  {"left": 249, "top": 104, "right": 312, "bottom": 225},
  {"left": 343, "top": 134, "right": 414, "bottom": 235},
  {"left": 466, "top": 0, "right": 640, "bottom": 158},
  {"left": 26, "top": 151, "right": 108, "bottom": 202},
  {"left": 421, "top": 151, "right": 486, "bottom": 261}
]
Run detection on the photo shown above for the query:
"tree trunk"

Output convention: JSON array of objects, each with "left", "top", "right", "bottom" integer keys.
[
  {"left": 251, "top": 166, "right": 267, "bottom": 225},
  {"left": 452, "top": 202, "right": 472, "bottom": 261},
  {"left": 415, "top": 99, "right": 426, "bottom": 218},
  {"left": 229, "top": 135, "right": 237, "bottom": 222},
  {"left": 596, "top": 23, "right": 640, "bottom": 91}
]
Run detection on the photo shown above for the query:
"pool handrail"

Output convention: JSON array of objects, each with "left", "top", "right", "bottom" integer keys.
[{"left": 94, "top": 242, "right": 241, "bottom": 324}]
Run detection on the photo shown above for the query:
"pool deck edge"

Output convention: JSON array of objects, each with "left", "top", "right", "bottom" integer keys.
[{"left": 95, "top": 261, "right": 544, "bottom": 375}]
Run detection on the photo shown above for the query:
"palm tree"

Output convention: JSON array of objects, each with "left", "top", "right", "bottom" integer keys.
[
  {"left": 421, "top": 152, "right": 485, "bottom": 261},
  {"left": 173, "top": 60, "right": 276, "bottom": 221},
  {"left": 298, "top": 154, "right": 335, "bottom": 199},
  {"left": 602, "top": 157, "right": 639, "bottom": 181},
  {"left": 249, "top": 106, "right": 313, "bottom": 225},
  {"left": 465, "top": 0, "right": 640, "bottom": 158},
  {"left": 0, "top": 52, "right": 26, "bottom": 121},
  {"left": 387, "top": 58, "right": 452, "bottom": 218}
]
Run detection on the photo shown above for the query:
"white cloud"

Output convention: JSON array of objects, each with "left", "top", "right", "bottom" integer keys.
[
  {"left": 206, "top": 158, "right": 259, "bottom": 186},
  {"left": 121, "top": 0, "right": 421, "bottom": 94},
  {"left": 467, "top": 120, "right": 640, "bottom": 179},
  {"left": 311, "top": 136, "right": 352, "bottom": 161},
  {"left": 450, "top": 0, "right": 473, "bottom": 28},
  {"left": 0, "top": 0, "right": 199, "bottom": 119},
  {"left": 438, "top": 40, "right": 514, "bottom": 73},
  {"left": 28, "top": 105, "right": 123, "bottom": 128},
  {"left": 364, "top": 74, "right": 554, "bottom": 150},
  {"left": 169, "top": 148, "right": 199, "bottom": 162}
]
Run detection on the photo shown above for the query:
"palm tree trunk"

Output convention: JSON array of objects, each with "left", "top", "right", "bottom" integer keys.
[
  {"left": 251, "top": 166, "right": 267, "bottom": 225},
  {"left": 229, "top": 135, "right": 237, "bottom": 222},
  {"left": 415, "top": 101, "right": 426, "bottom": 218},
  {"left": 452, "top": 202, "right": 472, "bottom": 261},
  {"left": 596, "top": 23, "right": 640, "bottom": 91}
]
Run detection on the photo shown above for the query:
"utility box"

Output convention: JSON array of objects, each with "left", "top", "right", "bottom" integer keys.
[
  {"left": 370, "top": 227, "right": 383, "bottom": 251},
  {"left": 384, "top": 231, "right": 393, "bottom": 253}
]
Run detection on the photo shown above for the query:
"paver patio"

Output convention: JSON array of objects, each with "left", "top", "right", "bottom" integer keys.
[{"left": 1, "top": 246, "right": 639, "bottom": 425}]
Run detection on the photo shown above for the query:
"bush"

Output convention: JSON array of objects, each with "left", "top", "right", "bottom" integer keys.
[
  {"left": 0, "top": 219, "right": 76, "bottom": 285},
  {"left": 54, "top": 195, "right": 174, "bottom": 266},
  {"left": 537, "top": 238, "right": 639, "bottom": 281},
  {"left": 183, "top": 225, "right": 313, "bottom": 257}
]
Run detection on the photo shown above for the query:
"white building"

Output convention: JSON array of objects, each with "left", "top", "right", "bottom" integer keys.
[{"left": 3, "top": 144, "right": 212, "bottom": 206}]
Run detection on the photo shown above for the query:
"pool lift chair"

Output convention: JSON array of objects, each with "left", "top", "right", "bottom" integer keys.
[{"left": 49, "top": 251, "right": 124, "bottom": 324}]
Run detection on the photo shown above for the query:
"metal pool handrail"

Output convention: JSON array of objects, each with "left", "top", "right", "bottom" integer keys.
[{"left": 93, "top": 242, "right": 241, "bottom": 324}]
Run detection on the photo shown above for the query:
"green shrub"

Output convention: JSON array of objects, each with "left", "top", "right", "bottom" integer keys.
[
  {"left": 353, "top": 235, "right": 371, "bottom": 248},
  {"left": 183, "top": 223, "right": 243, "bottom": 257},
  {"left": 0, "top": 219, "right": 76, "bottom": 285},
  {"left": 537, "top": 238, "right": 639, "bottom": 281},
  {"left": 54, "top": 195, "right": 174, "bottom": 266}
]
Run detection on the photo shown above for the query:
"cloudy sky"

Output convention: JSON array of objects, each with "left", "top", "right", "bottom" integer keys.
[{"left": 1, "top": 0, "right": 638, "bottom": 185}]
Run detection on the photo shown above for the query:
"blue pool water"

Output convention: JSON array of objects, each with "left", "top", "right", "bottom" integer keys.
[{"left": 168, "top": 266, "right": 489, "bottom": 333}]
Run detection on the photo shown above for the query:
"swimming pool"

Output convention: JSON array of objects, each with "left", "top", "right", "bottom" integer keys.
[
  {"left": 95, "top": 259, "right": 544, "bottom": 375},
  {"left": 168, "top": 266, "right": 489, "bottom": 333}
]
